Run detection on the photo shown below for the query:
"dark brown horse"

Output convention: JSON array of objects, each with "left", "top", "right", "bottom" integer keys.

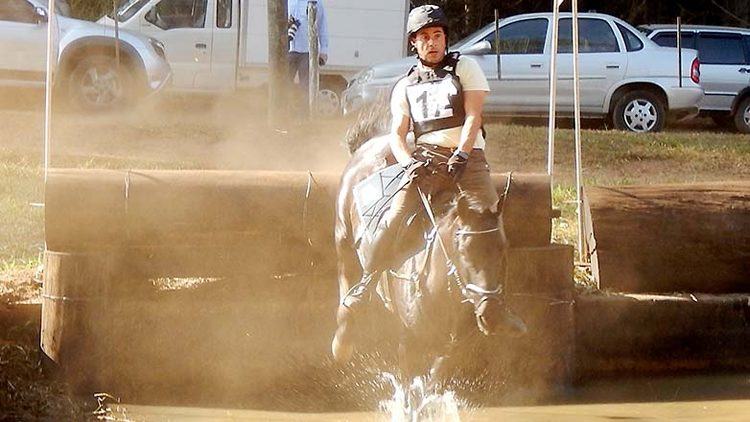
[{"left": 334, "top": 98, "right": 518, "bottom": 383}]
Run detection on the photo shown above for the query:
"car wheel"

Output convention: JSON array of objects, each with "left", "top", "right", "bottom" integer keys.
[
  {"left": 612, "top": 90, "right": 666, "bottom": 133},
  {"left": 315, "top": 88, "right": 341, "bottom": 117},
  {"left": 68, "top": 55, "right": 132, "bottom": 111},
  {"left": 733, "top": 97, "right": 750, "bottom": 134}
]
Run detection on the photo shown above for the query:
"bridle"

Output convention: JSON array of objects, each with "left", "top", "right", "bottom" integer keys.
[
  {"left": 455, "top": 227, "right": 500, "bottom": 236},
  {"left": 416, "top": 186, "right": 503, "bottom": 324}
]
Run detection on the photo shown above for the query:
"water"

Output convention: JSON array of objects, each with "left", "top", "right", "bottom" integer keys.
[{"left": 379, "top": 372, "right": 466, "bottom": 422}]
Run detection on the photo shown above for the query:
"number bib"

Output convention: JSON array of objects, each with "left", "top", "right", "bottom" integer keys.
[
  {"left": 404, "top": 53, "right": 466, "bottom": 139},
  {"left": 406, "top": 77, "right": 459, "bottom": 123}
]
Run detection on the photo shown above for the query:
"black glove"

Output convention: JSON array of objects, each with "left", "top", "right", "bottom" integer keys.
[
  {"left": 447, "top": 151, "right": 469, "bottom": 182},
  {"left": 403, "top": 157, "right": 429, "bottom": 180}
]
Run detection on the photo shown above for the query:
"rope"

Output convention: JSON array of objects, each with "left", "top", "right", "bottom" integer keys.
[{"left": 302, "top": 171, "right": 322, "bottom": 271}]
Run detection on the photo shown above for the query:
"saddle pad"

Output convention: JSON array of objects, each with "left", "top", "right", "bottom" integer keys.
[{"left": 352, "top": 163, "right": 409, "bottom": 243}]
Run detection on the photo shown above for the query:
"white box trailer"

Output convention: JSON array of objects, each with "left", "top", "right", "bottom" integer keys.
[{"left": 99, "top": 0, "right": 408, "bottom": 104}]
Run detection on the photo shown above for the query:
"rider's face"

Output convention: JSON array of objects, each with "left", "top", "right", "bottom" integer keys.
[{"left": 410, "top": 26, "right": 447, "bottom": 65}]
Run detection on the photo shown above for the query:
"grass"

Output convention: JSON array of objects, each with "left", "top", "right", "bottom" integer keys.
[
  {"left": 484, "top": 120, "right": 750, "bottom": 186},
  {"left": 0, "top": 149, "right": 44, "bottom": 271}
]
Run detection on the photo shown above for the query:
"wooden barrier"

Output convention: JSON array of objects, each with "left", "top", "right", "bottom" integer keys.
[
  {"left": 45, "top": 170, "right": 553, "bottom": 277},
  {"left": 41, "top": 251, "right": 116, "bottom": 389},
  {"left": 42, "top": 169, "right": 569, "bottom": 400},
  {"left": 583, "top": 182, "right": 750, "bottom": 293},
  {"left": 40, "top": 245, "right": 574, "bottom": 403}
]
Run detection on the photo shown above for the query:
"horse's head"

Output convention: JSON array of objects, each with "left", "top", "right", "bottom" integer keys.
[
  {"left": 453, "top": 193, "right": 506, "bottom": 295},
  {"left": 452, "top": 194, "right": 523, "bottom": 336}
]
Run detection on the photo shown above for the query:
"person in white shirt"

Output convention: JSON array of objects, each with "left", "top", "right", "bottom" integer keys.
[
  {"left": 332, "top": 4, "right": 526, "bottom": 363},
  {"left": 287, "top": 0, "right": 329, "bottom": 110}
]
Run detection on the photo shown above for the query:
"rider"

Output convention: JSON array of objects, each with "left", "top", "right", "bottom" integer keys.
[{"left": 332, "top": 5, "right": 526, "bottom": 362}]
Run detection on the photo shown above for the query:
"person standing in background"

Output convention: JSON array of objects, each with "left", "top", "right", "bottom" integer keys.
[{"left": 287, "top": 0, "right": 329, "bottom": 113}]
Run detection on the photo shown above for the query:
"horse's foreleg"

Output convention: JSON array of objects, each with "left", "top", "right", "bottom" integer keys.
[{"left": 332, "top": 229, "right": 363, "bottom": 363}]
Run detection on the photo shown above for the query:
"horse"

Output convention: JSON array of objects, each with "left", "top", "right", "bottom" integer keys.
[{"left": 333, "top": 96, "right": 520, "bottom": 387}]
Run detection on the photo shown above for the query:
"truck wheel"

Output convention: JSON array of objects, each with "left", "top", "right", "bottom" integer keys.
[
  {"left": 611, "top": 90, "right": 665, "bottom": 133},
  {"left": 733, "top": 97, "right": 750, "bottom": 134},
  {"left": 68, "top": 55, "right": 132, "bottom": 111},
  {"left": 316, "top": 88, "right": 341, "bottom": 117}
]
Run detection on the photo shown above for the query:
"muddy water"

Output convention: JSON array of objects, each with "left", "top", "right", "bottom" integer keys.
[
  {"left": 112, "top": 373, "right": 750, "bottom": 421},
  {"left": 117, "top": 399, "right": 750, "bottom": 421}
]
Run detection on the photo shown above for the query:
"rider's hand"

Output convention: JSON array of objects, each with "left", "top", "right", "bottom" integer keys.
[
  {"left": 447, "top": 151, "right": 469, "bottom": 181},
  {"left": 403, "top": 157, "right": 428, "bottom": 180}
]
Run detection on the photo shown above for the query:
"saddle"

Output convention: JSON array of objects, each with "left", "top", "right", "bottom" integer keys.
[{"left": 351, "top": 156, "right": 454, "bottom": 313}]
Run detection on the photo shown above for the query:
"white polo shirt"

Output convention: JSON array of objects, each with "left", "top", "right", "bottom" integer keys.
[{"left": 390, "top": 55, "right": 489, "bottom": 149}]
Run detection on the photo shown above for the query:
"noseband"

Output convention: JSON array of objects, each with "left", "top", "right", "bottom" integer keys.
[{"left": 455, "top": 227, "right": 500, "bottom": 236}]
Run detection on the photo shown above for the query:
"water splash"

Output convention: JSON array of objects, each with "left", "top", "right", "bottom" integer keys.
[{"left": 379, "top": 372, "right": 464, "bottom": 422}]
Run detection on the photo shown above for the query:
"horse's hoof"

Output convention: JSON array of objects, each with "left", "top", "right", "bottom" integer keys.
[{"left": 331, "top": 323, "right": 354, "bottom": 363}]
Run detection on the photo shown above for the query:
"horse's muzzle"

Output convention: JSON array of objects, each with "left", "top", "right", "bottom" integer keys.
[{"left": 474, "top": 298, "right": 528, "bottom": 337}]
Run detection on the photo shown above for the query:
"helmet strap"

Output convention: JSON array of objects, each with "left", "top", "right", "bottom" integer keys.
[{"left": 418, "top": 50, "right": 449, "bottom": 68}]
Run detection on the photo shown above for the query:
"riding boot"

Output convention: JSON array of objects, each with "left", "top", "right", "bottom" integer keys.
[{"left": 340, "top": 222, "right": 400, "bottom": 312}]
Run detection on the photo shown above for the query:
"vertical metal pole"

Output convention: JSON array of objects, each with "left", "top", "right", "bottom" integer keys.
[
  {"left": 267, "top": 0, "right": 288, "bottom": 126},
  {"left": 113, "top": 0, "right": 120, "bottom": 69},
  {"left": 677, "top": 16, "right": 683, "bottom": 88},
  {"left": 494, "top": 9, "right": 500, "bottom": 80},
  {"left": 572, "top": 0, "right": 585, "bottom": 262},
  {"left": 547, "top": 0, "right": 561, "bottom": 179},
  {"left": 307, "top": 0, "right": 319, "bottom": 118},
  {"left": 44, "top": 0, "right": 57, "bottom": 183}
]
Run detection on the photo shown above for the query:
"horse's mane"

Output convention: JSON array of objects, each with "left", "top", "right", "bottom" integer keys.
[{"left": 343, "top": 91, "right": 392, "bottom": 154}]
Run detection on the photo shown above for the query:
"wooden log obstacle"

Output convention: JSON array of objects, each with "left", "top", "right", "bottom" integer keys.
[
  {"left": 578, "top": 181, "right": 750, "bottom": 377},
  {"left": 582, "top": 182, "right": 750, "bottom": 293},
  {"left": 42, "top": 169, "right": 573, "bottom": 399}
]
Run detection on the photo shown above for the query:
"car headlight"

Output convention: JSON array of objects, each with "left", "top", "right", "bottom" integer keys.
[
  {"left": 149, "top": 38, "right": 166, "bottom": 59},
  {"left": 348, "top": 68, "right": 374, "bottom": 88}
]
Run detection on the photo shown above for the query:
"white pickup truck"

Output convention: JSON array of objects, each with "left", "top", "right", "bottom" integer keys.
[
  {"left": 98, "top": 0, "right": 409, "bottom": 110},
  {"left": 0, "top": 0, "right": 171, "bottom": 110}
]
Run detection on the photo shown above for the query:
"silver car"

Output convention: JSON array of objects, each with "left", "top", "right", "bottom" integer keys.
[
  {"left": 343, "top": 12, "right": 703, "bottom": 133},
  {"left": 642, "top": 24, "right": 750, "bottom": 133},
  {"left": 0, "top": 0, "right": 171, "bottom": 110}
]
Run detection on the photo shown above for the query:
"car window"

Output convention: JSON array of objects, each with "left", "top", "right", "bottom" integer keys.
[
  {"left": 558, "top": 18, "right": 620, "bottom": 53},
  {"left": 616, "top": 22, "right": 643, "bottom": 51},
  {"left": 146, "top": 0, "right": 208, "bottom": 30},
  {"left": 0, "top": 0, "right": 37, "bottom": 24},
  {"left": 113, "top": 0, "right": 151, "bottom": 22},
  {"left": 651, "top": 31, "right": 696, "bottom": 49},
  {"left": 482, "top": 18, "right": 547, "bottom": 55},
  {"left": 697, "top": 33, "right": 747, "bottom": 65},
  {"left": 216, "top": 0, "right": 231, "bottom": 28}
]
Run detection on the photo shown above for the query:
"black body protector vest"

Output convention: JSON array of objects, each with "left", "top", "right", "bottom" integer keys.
[{"left": 404, "top": 52, "right": 465, "bottom": 140}]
